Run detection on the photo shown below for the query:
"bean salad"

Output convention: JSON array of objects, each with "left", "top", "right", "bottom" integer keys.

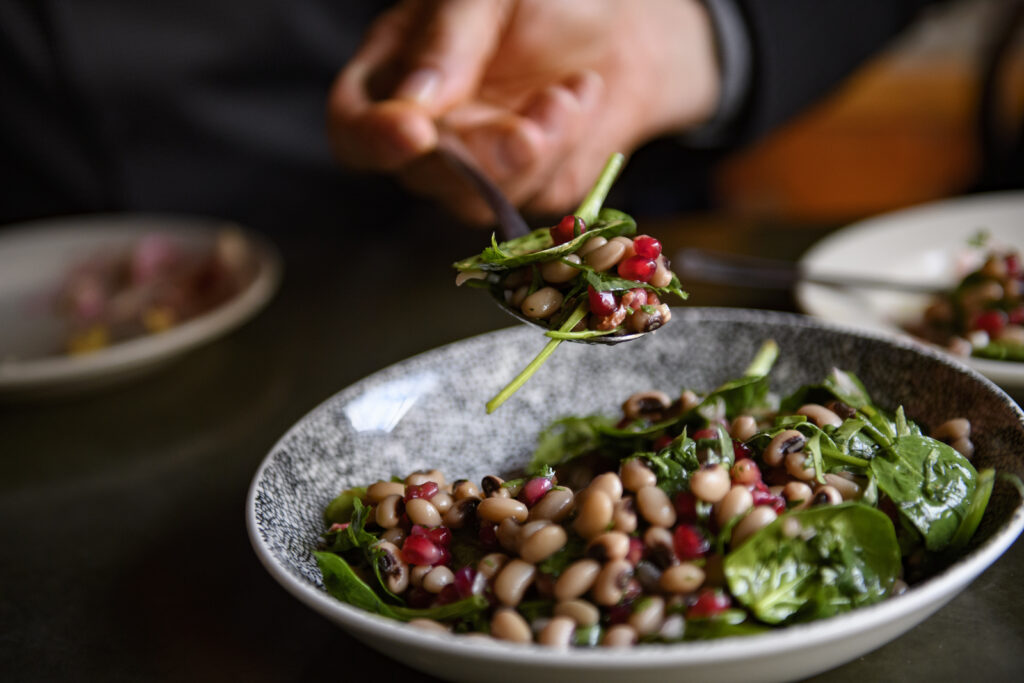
[{"left": 315, "top": 342, "right": 995, "bottom": 647}]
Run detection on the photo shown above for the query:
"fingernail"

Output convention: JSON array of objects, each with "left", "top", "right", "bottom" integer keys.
[{"left": 394, "top": 67, "right": 441, "bottom": 105}]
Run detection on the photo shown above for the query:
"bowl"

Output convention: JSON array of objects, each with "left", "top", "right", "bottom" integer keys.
[{"left": 247, "top": 308, "right": 1024, "bottom": 683}]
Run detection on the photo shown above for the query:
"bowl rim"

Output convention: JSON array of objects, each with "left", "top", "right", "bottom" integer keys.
[{"left": 246, "top": 307, "right": 1024, "bottom": 669}]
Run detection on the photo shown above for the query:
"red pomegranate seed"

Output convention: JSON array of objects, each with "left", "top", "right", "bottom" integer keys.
[
  {"left": 454, "top": 566, "right": 486, "bottom": 597},
  {"left": 478, "top": 523, "right": 499, "bottom": 549},
  {"left": 626, "top": 537, "right": 645, "bottom": 565},
  {"left": 588, "top": 285, "right": 618, "bottom": 316},
  {"left": 673, "top": 524, "right": 710, "bottom": 560},
  {"left": 327, "top": 522, "right": 350, "bottom": 533},
  {"left": 608, "top": 603, "right": 633, "bottom": 625},
  {"left": 436, "top": 583, "right": 460, "bottom": 605},
  {"left": 428, "top": 526, "right": 452, "bottom": 547},
  {"left": 692, "top": 428, "right": 718, "bottom": 441},
  {"left": 406, "top": 586, "right": 434, "bottom": 608},
  {"left": 401, "top": 534, "right": 444, "bottom": 566},
  {"left": 972, "top": 310, "right": 1007, "bottom": 336},
  {"left": 653, "top": 435, "right": 674, "bottom": 450},
  {"left": 733, "top": 441, "right": 754, "bottom": 460},
  {"left": 621, "top": 287, "right": 648, "bottom": 310},
  {"left": 633, "top": 235, "right": 662, "bottom": 259},
  {"left": 674, "top": 491, "right": 699, "bottom": 523},
  {"left": 752, "top": 488, "right": 786, "bottom": 515},
  {"left": 688, "top": 588, "right": 731, "bottom": 618},
  {"left": 550, "top": 215, "right": 586, "bottom": 245},
  {"left": 730, "top": 458, "right": 761, "bottom": 486},
  {"left": 521, "top": 477, "right": 553, "bottom": 507},
  {"left": 618, "top": 255, "right": 657, "bottom": 282},
  {"left": 1010, "top": 306, "right": 1024, "bottom": 325},
  {"left": 405, "top": 481, "right": 439, "bottom": 502}
]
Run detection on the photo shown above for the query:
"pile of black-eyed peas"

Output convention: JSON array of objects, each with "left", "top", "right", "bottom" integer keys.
[{"left": 320, "top": 392, "right": 974, "bottom": 647}]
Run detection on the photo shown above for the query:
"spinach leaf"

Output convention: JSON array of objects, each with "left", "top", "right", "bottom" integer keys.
[
  {"left": 724, "top": 503, "right": 900, "bottom": 624},
  {"left": 641, "top": 432, "right": 700, "bottom": 496},
  {"left": 681, "top": 611, "right": 770, "bottom": 640},
  {"left": 946, "top": 468, "right": 994, "bottom": 553},
  {"left": 529, "top": 415, "right": 617, "bottom": 472},
  {"left": 869, "top": 435, "right": 977, "bottom": 551},
  {"left": 694, "top": 340, "right": 779, "bottom": 419},
  {"left": 324, "top": 486, "right": 367, "bottom": 524},
  {"left": 315, "top": 551, "right": 489, "bottom": 622},
  {"left": 322, "top": 498, "right": 378, "bottom": 553}
]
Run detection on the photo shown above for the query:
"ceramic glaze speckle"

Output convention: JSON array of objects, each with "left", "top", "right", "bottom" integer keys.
[{"left": 248, "top": 308, "right": 1024, "bottom": 683}]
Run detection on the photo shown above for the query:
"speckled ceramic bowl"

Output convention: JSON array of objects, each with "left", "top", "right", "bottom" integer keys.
[{"left": 247, "top": 308, "right": 1024, "bottom": 683}]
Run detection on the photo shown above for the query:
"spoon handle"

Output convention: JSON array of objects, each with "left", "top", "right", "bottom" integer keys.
[
  {"left": 675, "top": 248, "right": 947, "bottom": 294},
  {"left": 436, "top": 134, "right": 531, "bottom": 241}
]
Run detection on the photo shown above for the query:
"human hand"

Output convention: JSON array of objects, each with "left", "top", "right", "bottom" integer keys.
[{"left": 328, "top": 0, "right": 720, "bottom": 223}]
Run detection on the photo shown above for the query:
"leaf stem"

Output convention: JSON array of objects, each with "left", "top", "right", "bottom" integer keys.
[
  {"left": 744, "top": 339, "right": 779, "bottom": 377},
  {"left": 574, "top": 153, "right": 625, "bottom": 226},
  {"left": 486, "top": 302, "right": 589, "bottom": 413}
]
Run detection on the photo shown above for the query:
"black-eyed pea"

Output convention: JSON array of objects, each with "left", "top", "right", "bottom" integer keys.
[
  {"left": 477, "top": 552, "right": 510, "bottom": 580},
  {"left": 521, "top": 286, "right": 564, "bottom": 319},
  {"left": 408, "top": 618, "right": 450, "bottom": 634},
  {"left": 636, "top": 485, "right": 676, "bottom": 527},
  {"left": 554, "top": 599, "right": 601, "bottom": 627},
  {"left": 554, "top": 559, "right": 602, "bottom": 601},
  {"left": 422, "top": 565, "right": 455, "bottom": 594},
  {"left": 509, "top": 284, "right": 529, "bottom": 308},
  {"left": 537, "top": 615, "right": 576, "bottom": 648},
  {"left": 812, "top": 485, "right": 843, "bottom": 506},
  {"left": 730, "top": 415, "right": 758, "bottom": 442},
  {"left": 577, "top": 235, "right": 608, "bottom": 257},
  {"left": 620, "top": 458, "right": 658, "bottom": 491},
  {"left": 381, "top": 527, "right": 405, "bottom": 545},
  {"left": 443, "top": 497, "right": 479, "bottom": 529},
  {"left": 796, "top": 403, "right": 843, "bottom": 429},
  {"left": 586, "top": 531, "right": 631, "bottom": 562},
  {"left": 430, "top": 491, "right": 454, "bottom": 513},
  {"left": 478, "top": 497, "right": 529, "bottom": 524},
  {"left": 491, "top": 608, "right": 532, "bottom": 643},
  {"left": 410, "top": 564, "right": 431, "bottom": 589},
  {"left": 573, "top": 489, "right": 614, "bottom": 539},
  {"left": 951, "top": 436, "right": 975, "bottom": 459},
  {"left": 602, "top": 624, "right": 638, "bottom": 647},
  {"left": 612, "top": 497, "right": 638, "bottom": 533},
  {"left": 621, "top": 391, "right": 672, "bottom": 423},
  {"left": 659, "top": 562, "right": 705, "bottom": 594},
  {"left": 823, "top": 473, "right": 861, "bottom": 500},
  {"left": 366, "top": 481, "right": 405, "bottom": 503},
  {"left": 375, "top": 494, "right": 405, "bottom": 528},
  {"left": 539, "top": 254, "right": 582, "bottom": 284},
  {"left": 785, "top": 451, "right": 816, "bottom": 481},
  {"left": 592, "top": 559, "right": 633, "bottom": 606},
  {"left": 496, "top": 517, "right": 522, "bottom": 554},
  {"left": 609, "top": 236, "right": 636, "bottom": 259},
  {"left": 589, "top": 472, "right": 623, "bottom": 501},
  {"left": 583, "top": 239, "right": 627, "bottom": 272},
  {"left": 374, "top": 541, "right": 409, "bottom": 594},
  {"left": 679, "top": 389, "right": 701, "bottom": 412},
  {"left": 715, "top": 485, "right": 753, "bottom": 527},
  {"left": 764, "top": 429, "right": 806, "bottom": 466},
  {"left": 452, "top": 479, "right": 482, "bottom": 501},
  {"left": 494, "top": 559, "right": 536, "bottom": 606},
  {"left": 519, "top": 523, "right": 568, "bottom": 564},
  {"left": 628, "top": 596, "right": 665, "bottom": 636},
  {"left": 405, "top": 469, "right": 445, "bottom": 488},
  {"left": 405, "top": 498, "right": 441, "bottom": 527},
  {"left": 529, "top": 488, "right": 575, "bottom": 522},
  {"left": 658, "top": 614, "right": 685, "bottom": 640},
  {"left": 643, "top": 526, "right": 677, "bottom": 569},
  {"left": 690, "top": 464, "right": 731, "bottom": 503},
  {"left": 731, "top": 506, "right": 778, "bottom": 546},
  {"left": 650, "top": 255, "right": 673, "bottom": 288},
  {"left": 782, "top": 481, "right": 813, "bottom": 510}
]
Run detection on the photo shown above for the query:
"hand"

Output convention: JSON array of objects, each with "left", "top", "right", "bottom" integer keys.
[{"left": 328, "top": 0, "right": 720, "bottom": 223}]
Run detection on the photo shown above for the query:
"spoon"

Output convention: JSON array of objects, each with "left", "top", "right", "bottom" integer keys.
[
  {"left": 675, "top": 248, "right": 948, "bottom": 294},
  {"left": 437, "top": 138, "right": 647, "bottom": 345}
]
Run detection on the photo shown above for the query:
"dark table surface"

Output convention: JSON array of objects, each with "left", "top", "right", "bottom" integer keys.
[{"left": 2, "top": 212, "right": 1022, "bottom": 682}]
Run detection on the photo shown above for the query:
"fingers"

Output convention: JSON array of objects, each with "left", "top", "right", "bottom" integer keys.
[{"left": 327, "top": 0, "right": 515, "bottom": 172}]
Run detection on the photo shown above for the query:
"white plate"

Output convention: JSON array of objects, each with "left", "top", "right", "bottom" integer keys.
[
  {"left": 796, "top": 192, "right": 1024, "bottom": 392},
  {"left": 0, "top": 213, "right": 281, "bottom": 398}
]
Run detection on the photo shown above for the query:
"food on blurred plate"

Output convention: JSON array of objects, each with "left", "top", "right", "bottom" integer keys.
[
  {"left": 314, "top": 341, "right": 996, "bottom": 646},
  {"left": 906, "top": 247, "right": 1024, "bottom": 362},
  {"left": 57, "top": 227, "right": 256, "bottom": 355},
  {"left": 453, "top": 154, "right": 687, "bottom": 412}
]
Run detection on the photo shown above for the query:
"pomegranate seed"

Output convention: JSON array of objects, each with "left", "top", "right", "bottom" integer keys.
[
  {"left": 752, "top": 488, "right": 786, "bottom": 515},
  {"left": 653, "top": 435, "right": 674, "bottom": 450},
  {"left": 688, "top": 588, "right": 731, "bottom": 618},
  {"left": 454, "top": 566, "right": 486, "bottom": 597},
  {"left": 327, "top": 522, "right": 350, "bottom": 533},
  {"left": 633, "top": 235, "right": 662, "bottom": 259},
  {"left": 550, "top": 215, "right": 586, "bottom": 245},
  {"left": 1010, "top": 306, "right": 1024, "bottom": 325},
  {"left": 405, "top": 481, "right": 439, "bottom": 502},
  {"left": 436, "top": 583, "right": 461, "bottom": 605},
  {"left": 733, "top": 441, "right": 753, "bottom": 460},
  {"left": 478, "top": 523, "right": 499, "bottom": 549},
  {"left": 626, "top": 537, "right": 645, "bottom": 565},
  {"left": 621, "top": 287, "right": 648, "bottom": 310},
  {"left": 521, "top": 477, "right": 553, "bottom": 507},
  {"left": 673, "top": 524, "right": 710, "bottom": 560},
  {"left": 730, "top": 458, "right": 761, "bottom": 486},
  {"left": 692, "top": 428, "right": 718, "bottom": 441},
  {"left": 972, "top": 310, "right": 1007, "bottom": 336},
  {"left": 608, "top": 604, "right": 633, "bottom": 624},
  {"left": 401, "top": 534, "right": 443, "bottom": 566},
  {"left": 406, "top": 586, "right": 434, "bottom": 608},
  {"left": 618, "top": 255, "right": 657, "bottom": 282},
  {"left": 1006, "top": 252, "right": 1021, "bottom": 277},
  {"left": 674, "top": 491, "right": 699, "bottom": 523},
  {"left": 588, "top": 285, "right": 618, "bottom": 315},
  {"left": 427, "top": 526, "right": 452, "bottom": 547}
]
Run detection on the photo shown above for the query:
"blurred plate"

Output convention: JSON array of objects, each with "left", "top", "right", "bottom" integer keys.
[
  {"left": 0, "top": 213, "right": 281, "bottom": 399},
  {"left": 796, "top": 192, "right": 1024, "bottom": 393}
]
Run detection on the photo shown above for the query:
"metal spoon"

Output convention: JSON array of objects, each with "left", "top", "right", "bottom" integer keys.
[
  {"left": 675, "top": 247, "right": 948, "bottom": 294},
  {"left": 437, "top": 136, "right": 647, "bottom": 345}
]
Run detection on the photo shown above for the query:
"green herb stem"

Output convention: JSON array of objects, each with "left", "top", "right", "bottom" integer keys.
[
  {"left": 744, "top": 339, "right": 779, "bottom": 377},
  {"left": 574, "top": 153, "right": 625, "bottom": 226},
  {"left": 486, "top": 302, "right": 589, "bottom": 413}
]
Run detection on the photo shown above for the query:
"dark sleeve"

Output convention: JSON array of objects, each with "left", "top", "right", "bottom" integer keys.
[{"left": 729, "top": 0, "right": 944, "bottom": 142}]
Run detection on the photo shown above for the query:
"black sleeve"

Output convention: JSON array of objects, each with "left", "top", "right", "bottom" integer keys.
[{"left": 729, "top": 0, "right": 944, "bottom": 142}]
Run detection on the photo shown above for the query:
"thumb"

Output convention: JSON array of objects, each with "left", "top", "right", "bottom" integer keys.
[{"left": 392, "top": 0, "right": 515, "bottom": 113}]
